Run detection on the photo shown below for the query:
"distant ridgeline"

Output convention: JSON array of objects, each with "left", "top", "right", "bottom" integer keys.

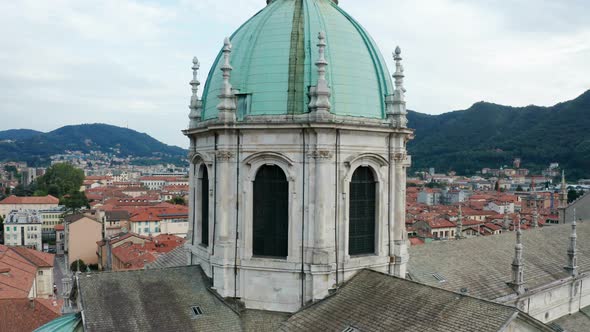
[
  {"left": 0, "top": 124, "right": 187, "bottom": 166},
  {"left": 1, "top": 89, "right": 589, "bottom": 175},
  {"left": 407, "top": 90, "right": 590, "bottom": 180}
]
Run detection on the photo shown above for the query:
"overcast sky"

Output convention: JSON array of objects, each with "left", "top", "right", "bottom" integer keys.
[{"left": 1, "top": 0, "right": 588, "bottom": 147}]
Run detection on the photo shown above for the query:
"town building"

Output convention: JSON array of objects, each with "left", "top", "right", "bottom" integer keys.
[
  {"left": 139, "top": 176, "right": 188, "bottom": 190},
  {"left": 64, "top": 214, "right": 102, "bottom": 268},
  {"left": 417, "top": 188, "right": 443, "bottom": 205},
  {"left": 0, "top": 245, "right": 56, "bottom": 300},
  {"left": 39, "top": 207, "right": 65, "bottom": 242},
  {"left": 128, "top": 203, "right": 188, "bottom": 237},
  {"left": 96, "top": 232, "right": 147, "bottom": 270},
  {"left": 110, "top": 234, "right": 185, "bottom": 271},
  {"left": 0, "top": 195, "right": 59, "bottom": 219},
  {"left": 103, "top": 210, "right": 131, "bottom": 237},
  {"left": 55, "top": 224, "right": 65, "bottom": 255},
  {"left": 3, "top": 210, "right": 43, "bottom": 250}
]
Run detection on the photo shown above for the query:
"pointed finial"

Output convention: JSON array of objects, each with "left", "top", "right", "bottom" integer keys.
[
  {"left": 188, "top": 56, "right": 202, "bottom": 128},
  {"left": 503, "top": 207, "right": 511, "bottom": 230},
  {"left": 456, "top": 205, "right": 463, "bottom": 240},
  {"left": 385, "top": 45, "right": 408, "bottom": 127},
  {"left": 510, "top": 215, "right": 525, "bottom": 294},
  {"left": 308, "top": 31, "right": 332, "bottom": 120},
  {"left": 217, "top": 37, "right": 236, "bottom": 123},
  {"left": 566, "top": 208, "right": 578, "bottom": 277}
]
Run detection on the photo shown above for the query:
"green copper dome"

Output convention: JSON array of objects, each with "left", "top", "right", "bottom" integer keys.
[{"left": 201, "top": 0, "right": 394, "bottom": 120}]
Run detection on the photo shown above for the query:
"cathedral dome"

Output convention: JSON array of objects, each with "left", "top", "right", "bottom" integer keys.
[{"left": 201, "top": 0, "right": 394, "bottom": 120}]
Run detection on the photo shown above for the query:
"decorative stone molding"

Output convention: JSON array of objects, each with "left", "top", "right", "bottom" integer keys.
[
  {"left": 244, "top": 152, "right": 296, "bottom": 183},
  {"left": 308, "top": 150, "right": 333, "bottom": 159},
  {"left": 244, "top": 151, "right": 294, "bottom": 167},
  {"left": 344, "top": 153, "right": 389, "bottom": 168},
  {"left": 215, "top": 150, "right": 234, "bottom": 161},
  {"left": 392, "top": 152, "right": 406, "bottom": 162},
  {"left": 190, "top": 152, "right": 212, "bottom": 165}
]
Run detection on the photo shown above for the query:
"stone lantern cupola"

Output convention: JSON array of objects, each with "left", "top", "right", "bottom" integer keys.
[{"left": 183, "top": 0, "right": 413, "bottom": 313}]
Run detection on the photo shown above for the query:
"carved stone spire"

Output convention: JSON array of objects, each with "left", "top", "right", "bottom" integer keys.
[
  {"left": 532, "top": 199, "right": 539, "bottom": 228},
  {"left": 455, "top": 205, "right": 463, "bottom": 240},
  {"left": 385, "top": 46, "right": 408, "bottom": 128},
  {"left": 560, "top": 170, "right": 568, "bottom": 208},
  {"left": 566, "top": 208, "right": 579, "bottom": 277},
  {"left": 188, "top": 57, "right": 202, "bottom": 128},
  {"left": 217, "top": 37, "right": 237, "bottom": 123},
  {"left": 510, "top": 222, "right": 525, "bottom": 295},
  {"left": 308, "top": 31, "right": 332, "bottom": 121},
  {"left": 559, "top": 170, "right": 568, "bottom": 224},
  {"left": 503, "top": 204, "right": 511, "bottom": 230}
]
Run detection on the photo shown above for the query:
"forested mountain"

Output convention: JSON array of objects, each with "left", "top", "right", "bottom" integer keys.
[
  {"left": 1, "top": 91, "right": 589, "bottom": 178},
  {"left": 0, "top": 129, "right": 43, "bottom": 141},
  {"left": 0, "top": 124, "right": 186, "bottom": 166},
  {"left": 407, "top": 90, "right": 590, "bottom": 179}
]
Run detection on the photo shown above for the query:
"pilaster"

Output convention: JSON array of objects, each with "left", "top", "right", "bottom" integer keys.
[{"left": 392, "top": 140, "right": 410, "bottom": 278}]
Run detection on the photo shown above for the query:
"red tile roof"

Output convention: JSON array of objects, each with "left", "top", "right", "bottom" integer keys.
[
  {"left": 429, "top": 218, "right": 455, "bottom": 229},
  {"left": 0, "top": 246, "right": 54, "bottom": 299},
  {"left": 0, "top": 195, "right": 59, "bottom": 205},
  {"left": 0, "top": 298, "right": 61, "bottom": 332},
  {"left": 111, "top": 234, "right": 185, "bottom": 270},
  {"left": 409, "top": 238, "right": 424, "bottom": 246}
]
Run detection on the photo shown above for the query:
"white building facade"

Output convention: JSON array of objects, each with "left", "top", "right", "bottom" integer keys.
[
  {"left": 3, "top": 210, "right": 43, "bottom": 250},
  {"left": 184, "top": 0, "right": 412, "bottom": 313}
]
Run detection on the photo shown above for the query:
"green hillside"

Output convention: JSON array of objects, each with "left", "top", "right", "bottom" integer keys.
[
  {"left": 0, "top": 124, "right": 186, "bottom": 166},
  {"left": 407, "top": 90, "right": 590, "bottom": 179},
  {"left": 0, "top": 129, "right": 43, "bottom": 141}
]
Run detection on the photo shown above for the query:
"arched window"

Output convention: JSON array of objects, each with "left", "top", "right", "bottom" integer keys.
[
  {"left": 253, "top": 165, "right": 288, "bottom": 258},
  {"left": 349, "top": 166, "right": 376, "bottom": 255},
  {"left": 200, "top": 166, "right": 209, "bottom": 246}
]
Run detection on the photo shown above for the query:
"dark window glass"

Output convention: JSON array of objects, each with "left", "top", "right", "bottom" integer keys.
[
  {"left": 201, "top": 166, "right": 209, "bottom": 246},
  {"left": 349, "top": 167, "right": 376, "bottom": 255},
  {"left": 253, "top": 165, "right": 288, "bottom": 258}
]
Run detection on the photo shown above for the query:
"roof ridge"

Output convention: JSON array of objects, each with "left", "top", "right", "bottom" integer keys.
[{"left": 365, "top": 269, "right": 521, "bottom": 311}]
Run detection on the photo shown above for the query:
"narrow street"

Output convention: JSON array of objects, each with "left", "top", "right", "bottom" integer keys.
[{"left": 53, "top": 255, "right": 68, "bottom": 299}]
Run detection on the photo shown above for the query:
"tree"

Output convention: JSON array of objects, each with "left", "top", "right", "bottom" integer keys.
[
  {"left": 516, "top": 185, "right": 524, "bottom": 192},
  {"left": 61, "top": 191, "right": 90, "bottom": 211},
  {"left": 568, "top": 189, "right": 580, "bottom": 203},
  {"left": 167, "top": 196, "right": 186, "bottom": 205},
  {"left": 70, "top": 259, "right": 87, "bottom": 272},
  {"left": 12, "top": 184, "right": 33, "bottom": 197},
  {"left": 35, "top": 163, "right": 84, "bottom": 198}
]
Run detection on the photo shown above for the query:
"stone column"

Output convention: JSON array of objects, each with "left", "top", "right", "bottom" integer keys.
[
  {"left": 311, "top": 148, "right": 334, "bottom": 264},
  {"left": 211, "top": 132, "right": 237, "bottom": 298},
  {"left": 309, "top": 130, "right": 336, "bottom": 301}
]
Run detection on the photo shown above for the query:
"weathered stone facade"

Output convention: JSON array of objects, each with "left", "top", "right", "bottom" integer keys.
[{"left": 184, "top": 121, "right": 411, "bottom": 312}]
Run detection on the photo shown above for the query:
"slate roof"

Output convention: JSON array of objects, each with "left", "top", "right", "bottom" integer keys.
[
  {"left": 408, "top": 222, "right": 590, "bottom": 300},
  {"left": 78, "top": 266, "right": 242, "bottom": 332},
  {"left": 552, "top": 306, "right": 590, "bottom": 332},
  {"left": 104, "top": 210, "right": 130, "bottom": 221},
  {"left": 280, "top": 269, "right": 529, "bottom": 332},
  {"left": 145, "top": 245, "right": 189, "bottom": 269}
]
